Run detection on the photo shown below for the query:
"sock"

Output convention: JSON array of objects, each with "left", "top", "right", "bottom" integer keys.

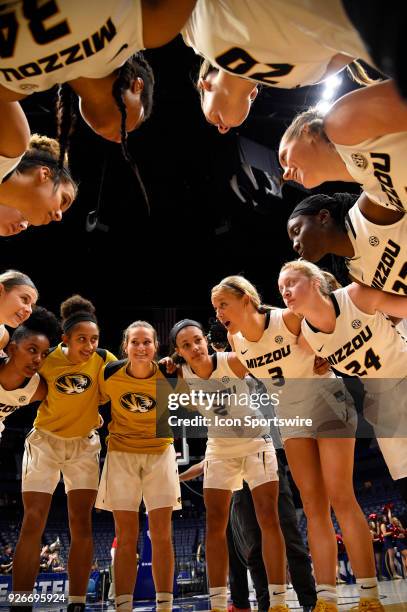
[
  {"left": 156, "top": 592, "right": 173, "bottom": 610},
  {"left": 209, "top": 586, "right": 228, "bottom": 610},
  {"left": 268, "top": 584, "right": 286, "bottom": 607},
  {"left": 68, "top": 597, "right": 86, "bottom": 604},
  {"left": 316, "top": 584, "right": 337, "bottom": 604},
  {"left": 356, "top": 577, "right": 379, "bottom": 600},
  {"left": 115, "top": 593, "right": 133, "bottom": 612}
]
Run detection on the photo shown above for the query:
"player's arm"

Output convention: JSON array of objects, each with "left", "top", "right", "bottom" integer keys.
[
  {"left": 349, "top": 283, "right": 407, "bottom": 318},
  {"left": 142, "top": 0, "right": 197, "bottom": 48},
  {"left": 325, "top": 80, "right": 407, "bottom": 146},
  {"left": 0, "top": 101, "right": 30, "bottom": 158},
  {"left": 179, "top": 460, "right": 204, "bottom": 482},
  {"left": 227, "top": 353, "right": 248, "bottom": 378}
]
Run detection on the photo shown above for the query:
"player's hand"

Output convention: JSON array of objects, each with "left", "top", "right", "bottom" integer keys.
[
  {"left": 159, "top": 356, "right": 177, "bottom": 374},
  {"left": 313, "top": 356, "right": 331, "bottom": 376}
]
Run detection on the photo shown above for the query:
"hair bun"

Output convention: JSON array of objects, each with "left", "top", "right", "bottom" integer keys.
[
  {"left": 60, "top": 295, "right": 96, "bottom": 321},
  {"left": 29, "top": 134, "right": 68, "bottom": 164}
]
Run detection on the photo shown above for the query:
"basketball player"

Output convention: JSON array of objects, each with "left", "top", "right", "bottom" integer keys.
[
  {"left": 12, "top": 295, "right": 116, "bottom": 612},
  {"left": 0, "top": 270, "right": 39, "bottom": 352},
  {"left": 286, "top": 192, "right": 407, "bottom": 294},
  {"left": 211, "top": 275, "right": 377, "bottom": 612},
  {"left": 278, "top": 260, "right": 407, "bottom": 606},
  {"left": 182, "top": 0, "right": 377, "bottom": 133},
  {"left": 0, "top": 0, "right": 197, "bottom": 148},
  {"left": 96, "top": 321, "right": 181, "bottom": 612},
  {"left": 0, "top": 132, "right": 77, "bottom": 231},
  {"left": 169, "top": 319, "right": 287, "bottom": 612},
  {"left": 0, "top": 306, "right": 60, "bottom": 440},
  {"left": 279, "top": 80, "right": 407, "bottom": 213}
]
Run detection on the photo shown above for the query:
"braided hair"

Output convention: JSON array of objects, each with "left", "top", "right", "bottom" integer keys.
[
  {"left": 112, "top": 52, "right": 154, "bottom": 213},
  {"left": 56, "top": 84, "right": 77, "bottom": 170},
  {"left": 57, "top": 52, "right": 154, "bottom": 213},
  {"left": 289, "top": 192, "right": 358, "bottom": 286}
]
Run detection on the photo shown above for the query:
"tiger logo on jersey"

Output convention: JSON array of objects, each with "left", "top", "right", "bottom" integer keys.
[
  {"left": 120, "top": 392, "right": 156, "bottom": 413},
  {"left": 55, "top": 373, "right": 92, "bottom": 394}
]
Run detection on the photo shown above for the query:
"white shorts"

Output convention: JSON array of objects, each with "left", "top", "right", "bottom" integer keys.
[
  {"left": 376, "top": 438, "right": 407, "bottom": 480},
  {"left": 22, "top": 428, "right": 101, "bottom": 494},
  {"left": 277, "top": 380, "right": 357, "bottom": 441},
  {"left": 204, "top": 450, "right": 279, "bottom": 492},
  {"left": 95, "top": 445, "right": 181, "bottom": 512}
]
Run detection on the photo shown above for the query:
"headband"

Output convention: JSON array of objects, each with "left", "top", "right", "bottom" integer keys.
[
  {"left": 169, "top": 319, "right": 204, "bottom": 353},
  {"left": 63, "top": 313, "right": 97, "bottom": 334}
]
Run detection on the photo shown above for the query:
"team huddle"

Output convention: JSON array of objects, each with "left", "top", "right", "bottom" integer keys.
[{"left": 1, "top": 1, "right": 407, "bottom": 612}]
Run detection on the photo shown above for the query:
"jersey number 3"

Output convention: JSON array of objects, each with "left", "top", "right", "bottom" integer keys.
[{"left": 0, "top": 1, "right": 69, "bottom": 58}]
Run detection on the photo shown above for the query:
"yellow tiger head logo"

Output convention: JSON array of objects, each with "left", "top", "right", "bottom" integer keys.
[
  {"left": 55, "top": 373, "right": 92, "bottom": 394},
  {"left": 120, "top": 392, "right": 156, "bottom": 413}
]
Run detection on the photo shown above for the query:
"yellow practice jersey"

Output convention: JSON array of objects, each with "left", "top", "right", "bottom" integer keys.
[
  {"left": 101, "top": 360, "right": 177, "bottom": 453},
  {"left": 35, "top": 344, "right": 116, "bottom": 438}
]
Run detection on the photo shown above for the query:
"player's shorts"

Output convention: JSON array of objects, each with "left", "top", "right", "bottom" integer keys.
[
  {"left": 95, "top": 444, "right": 181, "bottom": 512},
  {"left": 22, "top": 428, "right": 101, "bottom": 494},
  {"left": 276, "top": 379, "right": 357, "bottom": 441},
  {"left": 376, "top": 438, "right": 407, "bottom": 481},
  {"left": 204, "top": 449, "right": 278, "bottom": 492}
]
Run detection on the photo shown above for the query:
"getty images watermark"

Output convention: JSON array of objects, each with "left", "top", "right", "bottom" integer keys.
[{"left": 166, "top": 390, "right": 313, "bottom": 430}]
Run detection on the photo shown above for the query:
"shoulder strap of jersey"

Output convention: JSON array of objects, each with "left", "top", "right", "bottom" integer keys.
[
  {"left": 48, "top": 346, "right": 58, "bottom": 356},
  {"left": 96, "top": 348, "right": 107, "bottom": 361},
  {"left": 104, "top": 359, "right": 126, "bottom": 380},
  {"left": 345, "top": 211, "right": 357, "bottom": 239}
]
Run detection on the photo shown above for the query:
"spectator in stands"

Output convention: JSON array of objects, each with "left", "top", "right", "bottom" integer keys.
[
  {"left": 391, "top": 517, "right": 407, "bottom": 576},
  {"left": 39, "top": 546, "right": 50, "bottom": 573},
  {"left": 47, "top": 551, "right": 65, "bottom": 573},
  {"left": 0, "top": 545, "right": 13, "bottom": 574},
  {"left": 368, "top": 515, "right": 384, "bottom": 581},
  {"left": 380, "top": 513, "right": 401, "bottom": 580}
]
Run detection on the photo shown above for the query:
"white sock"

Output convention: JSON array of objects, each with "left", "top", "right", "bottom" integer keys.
[
  {"left": 156, "top": 592, "right": 173, "bottom": 610},
  {"left": 316, "top": 584, "right": 337, "bottom": 604},
  {"left": 209, "top": 586, "right": 228, "bottom": 610},
  {"left": 268, "top": 584, "right": 286, "bottom": 607},
  {"left": 68, "top": 596, "right": 86, "bottom": 604},
  {"left": 115, "top": 593, "right": 133, "bottom": 612},
  {"left": 356, "top": 577, "right": 379, "bottom": 600}
]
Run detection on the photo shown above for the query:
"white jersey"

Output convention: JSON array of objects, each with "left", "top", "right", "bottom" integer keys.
[
  {"left": 182, "top": 0, "right": 369, "bottom": 89},
  {"left": 0, "top": 366, "right": 40, "bottom": 436},
  {"left": 182, "top": 352, "right": 271, "bottom": 459},
  {"left": 345, "top": 201, "right": 407, "bottom": 294},
  {"left": 0, "top": 155, "right": 22, "bottom": 182},
  {"left": 301, "top": 288, "right": 407, "bottom": 392},
  {"left": 0, "top": 0, "right": 143, "bottom": 94},
  {"left": 232, "top": 309, "right": 334, "bottom": 405},
  {"left": 335, "top": 133, "right": 407, "bottom": 213}
]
